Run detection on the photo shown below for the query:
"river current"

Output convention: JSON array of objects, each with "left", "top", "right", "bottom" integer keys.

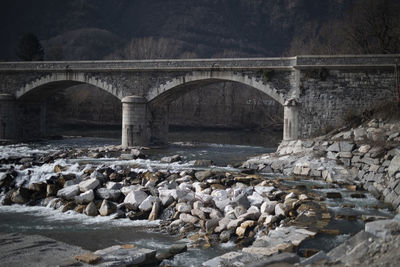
[{"left": 0, "top": 129, "right": 394, "bottom": 266}]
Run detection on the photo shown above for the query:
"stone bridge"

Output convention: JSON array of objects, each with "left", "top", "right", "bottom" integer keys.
[{"left": 0, "top": 55, "right": 399, "bottom": 147}]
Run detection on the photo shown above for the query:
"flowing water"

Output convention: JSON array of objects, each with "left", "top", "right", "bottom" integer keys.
[{"left": 0, "top": 129, "right": 395, "bottom": 266}]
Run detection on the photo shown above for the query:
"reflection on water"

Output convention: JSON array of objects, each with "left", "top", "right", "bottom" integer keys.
[
  {"left": 49, "top": 126, "right": 282, "bottom": 148},
  {"left": 168, "top": 128, "right": 282, "bottom": 148}
]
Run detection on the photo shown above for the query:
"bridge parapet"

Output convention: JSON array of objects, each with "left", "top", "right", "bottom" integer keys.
[
  {"left": 295, "top": 54, "right": 400, "bottom": 68},
  {"left": 0, "top": 58, "right": 295, "bottom": 71},
  {"left": 0, "top": 55, "right": 399, "bottom": 72}
]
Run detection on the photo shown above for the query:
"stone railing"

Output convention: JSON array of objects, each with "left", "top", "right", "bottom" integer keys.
[{"left": 0, "top": 55, "right": 398, "bottom": 72}]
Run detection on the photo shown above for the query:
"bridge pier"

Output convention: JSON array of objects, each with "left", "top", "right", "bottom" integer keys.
[
  {"left": 283, "top": 99, "right": 299, "bottom": 141},
  {"left": 0, "top": 94, "right": 18, "bottom": 140},
  {"left": 121, "top": 96, "right": 150, "bottom": 148}
]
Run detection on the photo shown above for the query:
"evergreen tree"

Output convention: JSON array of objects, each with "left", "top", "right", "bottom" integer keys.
[{"left": 16, "top": 33, "right": 44, "bottom": 61}]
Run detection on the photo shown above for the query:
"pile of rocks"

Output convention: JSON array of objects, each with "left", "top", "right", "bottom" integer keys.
[
  {"left": 244, "top": 118, "right": 400, "bottom": 212},
  {"left": 0, "top": 147, "right": 340, "bottom": 255},
  {"left": 73, "top": 243, "right": 187, "bottom": 266}
]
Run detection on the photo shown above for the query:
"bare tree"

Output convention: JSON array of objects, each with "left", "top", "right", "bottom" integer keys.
[
  {"left": 105, "top": 37, "right": 197, "bottom": 60},
  {"left": 286, "top": 0, "right": 400, "bottom": 55},
  {"left": 345, "top": 0, "right": 400, "bottom": 54}
]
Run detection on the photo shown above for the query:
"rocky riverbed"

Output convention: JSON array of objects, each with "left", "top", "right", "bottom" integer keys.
[{"left": 1, "top": 119, "right": 400, "bottom": 266}]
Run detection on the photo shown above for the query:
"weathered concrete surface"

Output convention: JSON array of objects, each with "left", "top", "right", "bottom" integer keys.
[
  {"left": 0, "top": 233, "right": 89, "bottom": 267},
  {"left": 0, "top": 55, "right": 399, "bottom": 146}
]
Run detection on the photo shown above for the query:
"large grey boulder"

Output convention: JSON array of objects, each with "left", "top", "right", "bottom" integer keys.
[
  {"left": 160, "top": 155, "right": 181, "bottom": 163},
  {"left": 327, "top": 231, "right": 374, "bottom": 264},
  {"left": 176, "top": 203, "right": 192, "bottom": 213},
  {"left": 148, "top": 198, "right": 161, "bottom": 221},
  {"left": 74, "top": 190, "right": 95, "bottom": 204},
  {"left": 85, "top": 202, "right": 98, "bottom": 216},
  {"left": 99, "top": 200, "right": 117, "bottom": 216},
  {"left": 124, "top": 190, "right": 148, "bottom": 210},
  {"left": 79, "top": 178, "right": 100, "bottom": 192},
  {"left": 231, "top": 193, "right": 250, "bottom": 209},
  {"left": 96, "top": 188, "right": 121, "bottom": 201},
  {"left": 138, "top": 195, "right": 156, "bottom": 212},
  {"left": 57, "top": 185, "right": 80, "bottom": 200},
  {"left": 95, "top": 245, "right": 157, "bottom": 266},
  {"left": 365, "top": 219, "right": 400, "bottom": 239},
  {"left": 388, "top": 155, "right": 400, "bottom": 177},
  {"left": 179, "top": 213, "right": 199, "bottom": 224},
  {"left": 195, "top": 170, "right": 213, "bottom": 181}
]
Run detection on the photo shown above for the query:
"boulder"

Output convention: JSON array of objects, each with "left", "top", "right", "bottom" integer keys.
[
  {"left": 148, "top": 198, "right": 161, "bottom": 221},
  {"left": 74, "top": 190, "right": 95, "bottom": 204},
  {"left": 358, "top": 144, "right": 371, "bottom": 153},
  {"left": 260, "top": 200, "right": 277, "bottom": 215},
  {"left": 127, "top": 210, "right": 149, "bottom": 220},
  {"left": 106, "top": 182, "right": 123, "bottom": 190},
  {"left": 227, "top": 218, "right": 245, "bottom": 230},
  {"left": 339, "top": 141, "right": 355, "bottom": 152},
  {"left": 28, "top": 182, "right": 47, "bottom": 193},
  {"left": 158, "top": 189, "right": 175, "bottom": 206},
  {"left": 254, "top": 186, "right": 275, "bottom": 196},
  {"left": 120, "top": 154, "right": 135, "bottom": 160},
  {"left": 176, "top": 202, "right": 192, "bottom": 213},
  {"left": 138, "top": 196, "right": 156, "bottom": 212},
  {"left": 388, "top": 155, "right": 400, "bottom": 177},
  {"left": 248, "top": 191, "right": 264, "bottom": 206},
  {"left": 327, "top": 231, "right": 374, "bottom": 264},
  {"left": 124, "top": 190, "right": 148, "bottom": 210},
  {"left": 94, "top": 245, "right": 157, "bottom": 266},
  {"left": 85, "top": 202, "right": 98, "bottom": 216},
  {"left": 11, "top": 188, "right": 32, "bottom": 204},
  {"left": 75, "top": 253, "right": 101, "bottom": 264},
  {"left": 57, "top": 185, "right": 80, "bottom": 200},
  {"left": 179, "top": 213, "right": 199, "bottom": 224},
  {"left": 239, "top": 206, "right": 260, "bottom": 220},
  {"left": 219, "top": 230, "right": 233, "bottom": 242},
  {"left": 195, "top": 170, "right": 213, "bottom": 181},
  {"left": 121, "top": 185, "right": 144, "bottom": 196},
  {"left": 156, "top": 244, "right": 187, "bottom": 261},
  {"left": 131, "top": 148, "right": 146, "bottom": 159},
  {"left": 96, "top": 188, "right": 121, "bottom": 201},
  {"left": 60, "top": 202, "right": 76, "bottom": 213},
  {"left": 79, "top": 178, "right": 100, "bottom": 192},
  {"left": 99, "top": 200, "right": 117, "bottom": 216},
  {"left": 354, "top": 128, "right": 367, "bottom": 141},
  {"left": 161, "top": 155, "right": 181, "bottom": 163},
  {"left": 231, "top": 193, "right": 250, "bottom": 209},
  {"left": 54, "top": 165, "right": 67, "bottom": 173},
  {"left": 365, "top": 219, "right": 400, "bottom": 239},
  {"left": 327, "top": 143, "right": 340, "bottom": 152},
  {"left": 236, "top": 220, "right": 255, "bottom": 237},
  {"left": 274, "top": 203, "right": 287, "bottom": 216},
  {"left": 205, "top": 218, "right": 220, "bottom": 233}
]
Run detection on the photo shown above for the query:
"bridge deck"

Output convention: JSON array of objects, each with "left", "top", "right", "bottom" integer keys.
[{"left": 0, "top": 55, "right": 399, "bottom": 71}]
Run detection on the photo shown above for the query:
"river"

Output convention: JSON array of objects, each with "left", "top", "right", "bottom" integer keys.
[{"left": 0, "top": 129, "right": 394, "bottom": 266}]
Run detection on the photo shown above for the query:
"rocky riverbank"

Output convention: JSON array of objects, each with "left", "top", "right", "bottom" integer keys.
[
  {"left": 1, "top": 145, "right": 341, "bottom": 265},
  {"left": 1, "top": 118, "right": 400, "bottom": 266},
  {"left": 236, "top": 118, "right": 400, "bottom": 266}
]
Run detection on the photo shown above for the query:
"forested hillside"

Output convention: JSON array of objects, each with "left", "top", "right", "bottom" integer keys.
[{"left": 0, "top": 0, "right": 351, "bottom": 60}]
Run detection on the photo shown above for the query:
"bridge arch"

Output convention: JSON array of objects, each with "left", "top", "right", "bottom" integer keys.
[
  {"left": 146, "top": 71, "right": 286, "bottom": 105},
  {"left": 139, "top": 70, "right": 293, "bottom": 146},
  {"left": 16, "top": 72, "right": 122, "bottom": 100}
]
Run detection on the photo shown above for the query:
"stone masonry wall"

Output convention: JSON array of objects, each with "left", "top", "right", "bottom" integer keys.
[{"left": 298, "top": 68, "right": 397, "bottom": 138}]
